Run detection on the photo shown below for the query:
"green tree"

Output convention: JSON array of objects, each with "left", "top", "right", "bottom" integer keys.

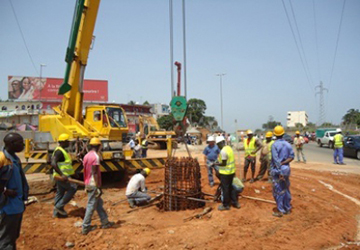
[
  {"left": 320, "top": 122, "right": 337, "bottom": 128},
  {"left": 295, "top": 123, "right": 304, "bottom": 129},
  {"left": 342, "top": 109, "right": 360, "bottom": 126},
  {"left": 187, "top": 98, "right": 207, "bottom": 125},
  {"left": 143, "top": 101, "right": 150, "bottom": 106},
  {"left": 157, "top": 115, "right": 174, "bottom": 131},
  {"left": 128, "top": 100, "right": 135, "bottom": 105},
  {"left": 262, "top": 120, "right": 281, "bottom": 130}
]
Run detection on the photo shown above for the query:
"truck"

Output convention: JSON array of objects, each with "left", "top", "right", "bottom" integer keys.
[
  {"left": 138, "top": 115, "right": 177, "bottom": 149},
  {"left": 316, "top": 128, "right": 337, "bottom": 148},
  {"left": 23, "top": 0, "right": 168, "bottom": 176}
]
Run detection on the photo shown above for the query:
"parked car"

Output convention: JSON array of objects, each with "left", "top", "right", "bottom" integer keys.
[
  {"left": 316, "top": 128, "right": 337, "bottom": 148},
  {"left": 343, "top": 135, "right": 360, "bottom": 160},
  {"left": 283, "top": 133, "right": 293, "bottom": 144}
]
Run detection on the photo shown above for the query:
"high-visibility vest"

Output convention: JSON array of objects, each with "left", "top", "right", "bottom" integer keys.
[
  {"left": 262, "top": 139, "right": 274, "bottom": 160},
  {"left": 218, "top": 146, "right": 236, "bottom": 175},
  {"left": 52, "top": 146, "right": 74, "bottom": 177},
  {"left": 141, "top": 139, "right": 148, "bottom": 149},
  {"left": 244, "top": 138, "right": 257, "bottom": 157},
  {"left": 334, "top": 134, "right": 343, "bottom": 148}
]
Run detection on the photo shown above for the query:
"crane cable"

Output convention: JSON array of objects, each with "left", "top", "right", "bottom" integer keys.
[
  {"left": 312, "top": 0, "right": 321, "bottom": 82},
  {"left": 169, "top": 0, "right": 174, "bottom": 98}
]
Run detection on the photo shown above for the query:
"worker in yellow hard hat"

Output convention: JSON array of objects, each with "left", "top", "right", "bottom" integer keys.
[
  {"left": 255, "top": 131, "right": 274, "bottom": 182},
  {"left": 270, "top": 125, "right": 294, "bottom": 217},
  {"left": 294, "top": 131, "right": 306, "bottom": 163},
  {"left": 51, "top": 133, "right": 77, "bottom": 218},
  {"left": 126, "top": 168, "right": 151, "bottom": 208},
  {"left": 81, "top": 137, "right": 114, "bottom": 235},
  {"left": 242, "top": 129, "right": 263, "bottom": 183}
]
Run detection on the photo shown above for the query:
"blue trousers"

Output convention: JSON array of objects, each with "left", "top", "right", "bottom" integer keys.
[
  {"left": 82, "top": 188, "right": 109, "bottom": 230},
  {"left": 271, "top": 165, "right": 292, "bottom": 214},
  {"left": 333, "top": 148, "right": 344, "bottom": 164},
  {"left": 206, "top": 160, "right": 216, "bottom": 186},
  {"left": 127, "top": 191, "right": 151, "bottom": 206},
  {"left": 53, "top": 180, "right": 77, "bottom": 216}
]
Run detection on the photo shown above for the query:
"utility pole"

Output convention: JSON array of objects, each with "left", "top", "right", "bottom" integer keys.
[
  {"left": 216, "top": 73, "right": 226, "bottom": 130},
  {"left": 315, "top": 81, "right": 328, "bottom": 126}
]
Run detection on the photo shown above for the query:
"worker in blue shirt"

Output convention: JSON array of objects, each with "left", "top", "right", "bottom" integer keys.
[
  {"left": 270, "top": 126, "right": 294, "bottom": 217},
  {"left": 0, "top": 133, "right": 29, "bottom": 249},
  {"left": 203, "top": 136, "right": 220, "bottom": 187}
]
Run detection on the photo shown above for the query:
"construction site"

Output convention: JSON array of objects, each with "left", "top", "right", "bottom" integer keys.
[{"left": 1, "top": 0, "right": 360, "bottom": 249}]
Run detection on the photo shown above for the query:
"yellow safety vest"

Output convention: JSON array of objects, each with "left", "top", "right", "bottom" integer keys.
[
  {"left": 244, "top": 138, "right": 257, "bottom": 157},
  {"left": 262, "top": 139, "right": 274, "bottom": 160},
  {"left": 141, "top": 139, "right": 148, "bottom": 149},
  {"left": 334, "top": 134, "right": 343, "bottom": 148},
  {"left": 52, "top": 146, "right": 74, "bottom": 177},
  {"left": 218, "top": 146, "right": 236, "bottom": 175}
]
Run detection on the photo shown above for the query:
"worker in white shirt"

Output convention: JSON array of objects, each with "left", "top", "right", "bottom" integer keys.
[
  {"left": 126, "top": 168, "right": 151, "bottom": 208},
  {"left": 294, "top": 131, "right": 306, "bottom": 163}
]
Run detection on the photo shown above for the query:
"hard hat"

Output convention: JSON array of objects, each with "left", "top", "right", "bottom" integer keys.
[
  {"left": 207, "top": 136, "right": 215, "bottom": 142},
  {"left": 265, "top": 131, "right": 273, "bottom": 138},
  {"left": 240, "top": 132, "right": 244, "bottom": 135},
  {"left": 247, "top": 130, "right": 253, "bottom": 135},
  {"left": 296, "top": 131, "right": 300, "bottom": 135},
  {"left": 58, "top": 133, "right": 70, "bottom": 142},
  {"left": 273, "top": 125, "right": 285, "bottom": 136},
  {"left": 89, "top": 138, "right": 101, "bottom": 145},
  {"left": 336, "top": 128, "right": 342, "bottom": 133},
  {"left": 143, "top": 168, "right": 151, "bottom": 175},
  {"left": 216, "top": 136, "right": 225, "bottom": 144}
]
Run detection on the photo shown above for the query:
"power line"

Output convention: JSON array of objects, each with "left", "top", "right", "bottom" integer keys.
[
  {"left": 169, "top": 0, "right": 174, "bottom": 98},
  {"left": 288, "top": 0, "right": 314, "bottom": 87},
  {"left": 281, "top": 0, "right": 313, "bottom": 93},
  {"left": 8, "top": 0, "right": 38, "bottom": 75},
  {"left": 312, "top": 0, "right": 321, "bottom": 81},
  {"left": 328, "top": 0, "right": 346, "bottom": 92},
  {"left": 182, "top": 0, "right": 187, "bottom": 99}
]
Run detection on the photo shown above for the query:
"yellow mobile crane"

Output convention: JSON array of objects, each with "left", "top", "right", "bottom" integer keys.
[{"left": 23, "top": 0, "right": 168, "bottom": 175}]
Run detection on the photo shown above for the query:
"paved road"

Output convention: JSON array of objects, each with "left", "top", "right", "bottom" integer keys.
[{"left": 297, "top": 142, "right": 360, "bottom": 167}]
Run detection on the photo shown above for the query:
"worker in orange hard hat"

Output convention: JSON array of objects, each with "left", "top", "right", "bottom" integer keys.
[
  {"left": 255, "top": 131, "right": 274, "bottom": 182},
  {"left": 242, "top": 130, "right": 263, "bottom": 183},
  {"left": 294, "top": 131, "right": 306, "bottom": 163}
]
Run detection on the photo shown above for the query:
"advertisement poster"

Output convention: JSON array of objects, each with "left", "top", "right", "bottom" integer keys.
[{"left": 8, "top": 76, "right": 108, "bottom": 102}]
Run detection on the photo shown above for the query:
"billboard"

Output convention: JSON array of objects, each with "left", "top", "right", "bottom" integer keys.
[{"left": 8, "top": 76, "right": 108, "bottom": 102}]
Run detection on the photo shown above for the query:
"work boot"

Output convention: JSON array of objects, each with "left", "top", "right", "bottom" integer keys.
[
  {"left": 81, "top": 225, "right": 97, "bottom": 235},
  {"left": 250, "top": 178, "right": 255, "bottom": 184},
  {"left": 52, "top": 213, "right": 68, "bottom": 219},
  {"left": 101, "top": 221, "right": 115, "bottom": 229},
  {"left": 284, "top": 210, "right": 291, "bottom": 215},
  {"left": 241, "top": 178, "right": 246, "bottom": 183},
  {"left": 272, "top": 212, "right": 283, "bottom": 218},
  {"left": 128, "top": 199, "right": 136, "bottom": 208},
  {"left": 232, "top": 202, "right": 241, "bottom": 209},
  {"left": 54, "top": 207, "right": 67, "bottom": 216},
  {"left": 339, "top": 162, "right": 346, "bottom": 165},
  {"left": 218, "top": 204, "right": 230, "bottom": 211}
]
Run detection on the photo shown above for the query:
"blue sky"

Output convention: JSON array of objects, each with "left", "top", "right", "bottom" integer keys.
[{"left": 1, "top": 0, "right": 359, "bottom": 132}]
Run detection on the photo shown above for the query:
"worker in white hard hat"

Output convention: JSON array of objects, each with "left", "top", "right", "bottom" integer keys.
[
  {"left": 203, "top": 136, "right": 220, "bottom": 187},
  {"left": 243, "top": 130, "right": 263, "bottom": 183},
  {"left": 214, "top": 136, "right": 239, "bottom": 211},
  {"left": 82, "top": 138, "right": 114, "bottom": 235},
  {"left": 126, "top": 168, "right": 151, "bottom": 208},
  {"left": 333, "top": 128, "right": 345, "bottom": 165},
  {"left": 51, "top": 133, "right": 77, "bottom": 218}
]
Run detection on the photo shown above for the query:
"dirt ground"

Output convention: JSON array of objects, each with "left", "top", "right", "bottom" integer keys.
[{"left": 18, "top": 146, "right": 360, "bottom": 250}]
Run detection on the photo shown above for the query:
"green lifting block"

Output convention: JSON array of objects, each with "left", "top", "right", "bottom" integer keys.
[{"left": 170, "top": 96, "right": 187, "bottom": 122}]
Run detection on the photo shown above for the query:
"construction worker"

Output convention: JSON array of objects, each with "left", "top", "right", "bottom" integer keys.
[
  {"left": 51, "top": 133, "right": 77, "bottom": 218},
  {"left": 0, "top": 133, "right": 29, "bottom": 249},
  {"left": 141, "top": 136, "right": 148, "bottom": 158},
  {"left": 203, "top": 136, "right": 220, "bottom": 187},
  {"left": 270, "top": 125, "right": 294, "bottom": 217},
  {"left": 214, "top": 176, "right": 244, "bottom": 206},
  {"left": 126, "top": 168, "right": 151, "bottom": 208},
  {"left": 255, "top": 131, "right": 274, "bottom": 182},
  {"left": 82, "top": 138, "right": 114, "bottom": 235},
  {"left": 132, "top": 140, "right": 142, "bottom": 159},
  {"left": 214, "top": 136, "right": 239, "bottom": 210},
  {"left": 294, "top": 131, "right": 306, "bottom": 163},
  {"left": 243, "top": 130, "right": 262, "bottom": 183},
  {"left": 333, "top": 128, "right": 345, "bottom": 165}
]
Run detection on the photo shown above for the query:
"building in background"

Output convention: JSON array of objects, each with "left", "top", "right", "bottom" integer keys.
[
  {"left": 150, "top": 103, "right": 170, "bottom": 119},
  {"left": 287, "top": 111, "right": 308, "bottom": 127}
]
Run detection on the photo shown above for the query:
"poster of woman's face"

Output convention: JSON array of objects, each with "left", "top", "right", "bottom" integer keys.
[{"left": 8, "top": 76, "right": 46, "bottom": 100}]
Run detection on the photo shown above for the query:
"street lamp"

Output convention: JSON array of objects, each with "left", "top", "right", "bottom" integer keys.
[
  {"left": 39, "top": 64, "right": 46, "bottom": 101},
  {"left": 216, "top": 73, "right": 226, "bottom": 130}
]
